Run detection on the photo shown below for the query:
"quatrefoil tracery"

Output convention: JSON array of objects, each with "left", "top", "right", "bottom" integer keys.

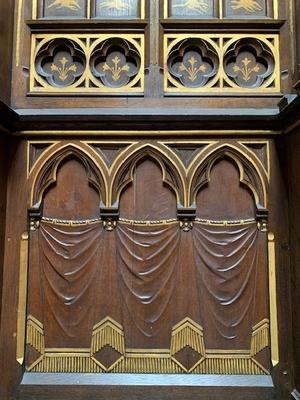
[
  {"left": 90, "top": 39, "right": 140, "bottom": 88},
  {"left": 168, "top": 39, "right": 219, "bottom": 89},
  {"left": 224, "top": 39, "right": 275, "bottom": 88},
  {"left": 32, "top": 36, "right": 143, "bottom": 93},
  {"left": 36, "top": 40, "right": 85, "bottom": 87}
]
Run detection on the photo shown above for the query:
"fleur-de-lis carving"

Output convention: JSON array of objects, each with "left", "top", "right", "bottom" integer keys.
[
  {"left": 50, "top": 56, "right": 78, "bottom": 82},
  {"left": 169, "top": 49, "right": 216, "bottom": 88},
  {"left": 99, "top": 0, "right": 132, "bottom": 11},
  {"left": 93, "top": 50, "right": 138, "bottom": 88},
  {"left": 232, "top": 56, "right": 260, "bottom": 82},
  {"left": 38, "top": 47, "right": 85, "bottom": 87},
  {"left": 179, "top": 56, "right": 207, "bottom": 82},
  {"left": 47, "top": 0, "right": 81, "bottom": 10},
  {"left": 231, "top": 0, "right": 263, "bottom": 12},
  {"left": 173, "top": 0, "right": 209, "bottom": 14},
  {"left": 102, "top": 55, "right": 130, "bottom": 81},
  {"left": 225, "top": 50, "right": 271, "bottom": 88}
]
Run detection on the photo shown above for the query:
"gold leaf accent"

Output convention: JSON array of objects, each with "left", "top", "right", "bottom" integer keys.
[
  {"left": 47, "top": 0, "right": 81, "bottom": 11},
  {"left": 173, "top": 0, "right": 209, "bottom": 14},
  {"left": 179, "top": 56, "right": 207, "bottom": 82},
  {"left": 102, "top": 55, "right": 130, "bottom": 81},
  {"left": 51, "top": 56, "right": 77, "bottom": 82},
  {"left": 232, "top": 56, "right": 261, "bottom": 82},
  {"left": 99, "top": 0, "right": 132, "bottom": 11},
  {"left": 231, "top": 0, "right": 263, "bottom": 12}
]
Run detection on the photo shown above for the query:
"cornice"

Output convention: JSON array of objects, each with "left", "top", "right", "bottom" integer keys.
[{"left": 1, "top": 95, "right": 300, "bottom": 135}]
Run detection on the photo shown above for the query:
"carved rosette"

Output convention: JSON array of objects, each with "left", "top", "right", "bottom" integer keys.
[
  {"left": 167, "top": 38, "right": 220, "bottom": 90},
  {"left": 224, "top": 38, "right": 275, "bottom": 88},
  {"left": 90, "top": 39, "right": 140, "bottom": 88},
  {"left": 35, "top": 39, "right": 86, "bottom": 88}
]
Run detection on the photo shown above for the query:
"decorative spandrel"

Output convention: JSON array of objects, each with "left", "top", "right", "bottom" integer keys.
[
  {"left": 30, "top": 34, "right": 144, "bottom": 94},
  {"left": 95, "top": 0, "right": 143, "bottom": 19},
  {"left": 167, "top": 0, "right": 216, "bottom": 19},
  {"left": 36, "top": 0, "right": 87, "bottom": 18}
]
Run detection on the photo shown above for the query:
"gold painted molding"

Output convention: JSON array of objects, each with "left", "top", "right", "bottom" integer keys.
[
  {"left": 16, "top": 232, "right": 29, "bottom": 365},
  {"left": 16, "top": 130, "right": 282, "bottom": 137},
  {"left": 268, "top": 232, "right": 279, "bottom": 367}
]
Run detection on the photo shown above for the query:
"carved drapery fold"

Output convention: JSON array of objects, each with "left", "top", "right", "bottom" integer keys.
[
  {"left": 192, "top": 222, "right": 260, "bottom": 348},
  {"left": 39, "top": 222, "right": 103, "bottom": 347},
  {"left": 26, "top": 218, "right": 270, "bottom": 373},
  {"left": 116, "top": 223, "right": 180, "bottom": 347}
]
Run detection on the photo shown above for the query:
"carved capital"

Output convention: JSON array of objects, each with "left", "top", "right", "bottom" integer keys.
[
  {"left": 256, "top": 207, "right": 268, "bottom": 232},
  {"left": 100, "top": 203, "right": 119, "bottom": 231}
]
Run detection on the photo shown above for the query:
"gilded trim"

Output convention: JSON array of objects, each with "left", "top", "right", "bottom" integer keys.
[
  {"left": 16, "top": 130, "right": 282, "bottom": 137},
  {"left": 16, "top": 0, "right": 24, "bottom": 67},
  {"left": 16, "top": 232, "right": 29, "bottom": 365},
  {"left": 268, "top": 232, "right": 279, "bottom": 367}
]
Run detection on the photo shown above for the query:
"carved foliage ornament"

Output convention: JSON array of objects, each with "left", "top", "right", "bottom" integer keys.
[
  {"left": 168, "top": 39, "right": 219, "bottom": 88},
  {"left": 224, "top": 39, "right": 275, "bottom": 88}
]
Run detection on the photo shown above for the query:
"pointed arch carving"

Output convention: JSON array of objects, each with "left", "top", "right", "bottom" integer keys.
[
  {"left": 29, "top": 143, "right": 107, "bottom": 214},
  {"left": 189, "top": 144, "right": 268, "bottom": 211},
  {"left": 110, "top": 144, "right": 185, "bottom": 208}
]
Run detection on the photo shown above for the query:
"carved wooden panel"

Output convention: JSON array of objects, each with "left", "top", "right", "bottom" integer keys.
[
  {"left": 33, "top": 0, "right": 145, "bottom": 19},
  {"left": 30, "top": 34, "right": 144, "bottom": 94},
  {"left": 94, "top": 0, "right": 143, "bottom": 19},
  {"left": 164, "top": 0, "right": 278, "bottom": 18},
  {"left": 21, "top": 139, "right": 276, "bottom": 377},
  {"left": 36, "top": 0, "right": 87, "bottom": 19},
  {"left": 164, "top": 34, "right": 279, "bottom": 93},
  {"left": 166, "top": 0, "right": 217, "bottom": 19}
]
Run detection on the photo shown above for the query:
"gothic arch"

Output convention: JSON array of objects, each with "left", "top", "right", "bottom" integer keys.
[
  {"left": 110, "top": 144, "right": 185, "bottom": 208},
  {"left": 29, "top": 143, "right": 107, "bottom": 214},
  {"left": 188, "top": 144, "right": 268, "bottom": 210}
]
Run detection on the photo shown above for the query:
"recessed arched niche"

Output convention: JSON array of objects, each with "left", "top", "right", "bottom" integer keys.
[
  {"left": 42, "top": 157, "right": 100, "bottom": 220},
  {"left": 196, "top": 157, "right": 256, "bottom": 220},
  {"left": 119, "top": 157, "right": 177, "bottom": 220}
]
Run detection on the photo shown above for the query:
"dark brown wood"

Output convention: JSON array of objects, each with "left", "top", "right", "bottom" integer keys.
[
  {"left": 1, "top": 1, "right": 300, "bottom": 399},
  {"left": 285, "top": 128, "right": 300, "bottom": 394},
  {"left": 0, "top": 135, "right": 8, "bottom": 328},
  {"left": 0, "top": 0, "right": 14, "bottom": 104},
  {"left": 0, "top": 140, "right": 28, "bottom": 400}
]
